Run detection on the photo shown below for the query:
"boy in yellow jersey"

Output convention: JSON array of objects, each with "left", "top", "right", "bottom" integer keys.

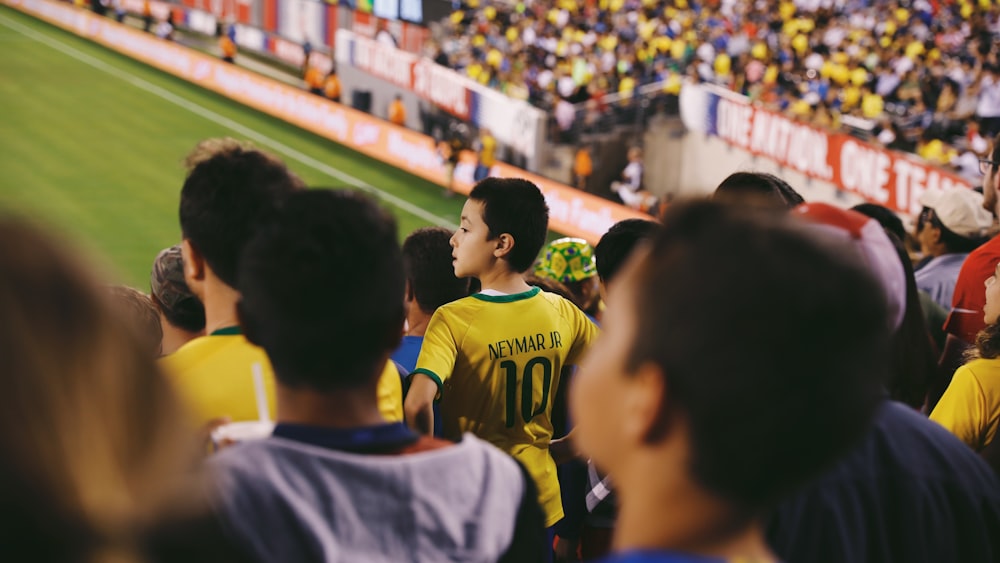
[
  {"left": 161, "top": 138, "right": 403, "bottom": 433},
  {"left": 405, "top": 178, "right": 599, "bottom": 536}
]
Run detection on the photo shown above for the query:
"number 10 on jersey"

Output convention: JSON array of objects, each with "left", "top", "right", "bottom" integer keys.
[{"left": 502, "top": 357, "right": 553, "bottom": 428}]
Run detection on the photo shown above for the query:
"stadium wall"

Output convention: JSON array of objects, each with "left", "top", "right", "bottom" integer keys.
[{"left": 5, "top": 0, "right": 651, "bottom": 244}]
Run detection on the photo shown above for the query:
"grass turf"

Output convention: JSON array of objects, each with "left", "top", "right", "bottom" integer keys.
[{"left": 0, "top": 5, "right": 478, "bottom": 287}]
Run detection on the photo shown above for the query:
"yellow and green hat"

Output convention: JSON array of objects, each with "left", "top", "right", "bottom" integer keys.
[{"left": 535, "top": 237, "right": 597, "bottom": 283}]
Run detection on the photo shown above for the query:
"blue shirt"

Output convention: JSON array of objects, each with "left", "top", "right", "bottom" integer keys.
[
  {"left": 914, "top": 253, "right": 968, "bottom": 311},
  {"left": 596, "top": 551, "right": 725, "bottom": 562},
  {"left": 391, "top": 335, "right": 424, "bottom": 375}
]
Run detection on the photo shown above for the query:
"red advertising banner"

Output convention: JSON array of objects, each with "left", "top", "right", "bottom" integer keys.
[
  {"left": 711, "top": 96, "right": 973, "bottom": 215},
  {"left": 6, "top": 0, "right": 650, "bottom": 243}
]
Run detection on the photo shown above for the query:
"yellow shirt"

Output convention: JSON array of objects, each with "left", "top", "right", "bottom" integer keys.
[
  {"left": 413, "top": 287, "right": 599, "bottom": 526},
  {"left": 161, "top": 329, "right": 277, "bottom": 426},
  {"left": 930, "top": 357, "right": 1000, "bottom": 450},
  {"left": 162, "top": 328, "right": 403, "bottom": 426},
  {"left": 861, "top": 93, "right": 884, "bottom": 119},
  {"left": 479, "top": 134, "right": 496, "bottom": 167}
]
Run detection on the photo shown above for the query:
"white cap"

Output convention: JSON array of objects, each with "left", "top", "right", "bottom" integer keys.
[{"left": 918, "top": 188, "right": 993, "bottom": 239}]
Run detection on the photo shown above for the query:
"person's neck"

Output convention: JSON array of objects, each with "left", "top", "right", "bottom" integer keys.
[
  {"left": 200, "top": 274, "right": 241, "bottom": 336},
  {"left": 160, "top": 317, "right": 202, "bottom": 355},
  {"left": 612, "top": 452, "right": 775, "bottom": 561},
  {"left": 405, "top": 305, "right": 433, "bottom": 337},
  {"left": 477, "top": 268, "right": 531, "bottom": 295},
  {"left": 276, "top": 382, "right": 386, "bottom": 429},
  {"left": 925, "top": 246, "right": 948, "bottom": 259}
]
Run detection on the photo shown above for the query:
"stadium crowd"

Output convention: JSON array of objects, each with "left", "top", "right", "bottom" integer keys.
[
  {"left": 432, "top": 0, "right": 1000, "bottom": 181},
  {"left": 3, "top": 136, "right": 1000, "bottom": 563}
]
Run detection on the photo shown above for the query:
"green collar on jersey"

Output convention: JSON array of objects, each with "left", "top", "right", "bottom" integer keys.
[
  {"left": 471, "top": 286, "right": 541, "bottom": 303},
  {"left": 210, "top": 326, "right": 242, "bottom": 336}
]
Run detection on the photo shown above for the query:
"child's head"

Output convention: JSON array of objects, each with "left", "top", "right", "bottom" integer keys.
[
  {"left": 594, "top": 219, "right": 660, "bottom": 290},
  {"left": 572, "top": 200, "right": 889, "bottom": 522},
  {"left": 534, "top": 237, "right": 600, "bottom": 315},
  {"left": 237, "top": 189, "right": 405, "bottom": 391},
  {"left": 453, "top": 178, "right": 549, "bottom": 277},
  {"left": 403, "top": 227, "right": 469, "bottom": 315}
]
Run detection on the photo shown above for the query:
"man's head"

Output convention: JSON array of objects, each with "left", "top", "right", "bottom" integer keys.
[
  {"left": 915, "top": 188, "right": 992, "bottom": 256},
  {"left": 237, "top": 189, "right": 404, "bottom": 391},
  {"left": 572, "top": 201, "right": 889, "bottom": 520},
  {"left": 981, "top": 132, "right": 1000, "bottom": 216},
  {"left": 594, "top": 219, "right": 660, "bottom": 290},
  {"left": 403, "top": 227, "right": 469, "bottom": 315},
  {"left": 713, "top": 172, "right": 805, "bottom": 209},
  {"left": 453, "top": 178, "right": 549, "bottom": 276},
  {"left": 150, "top": 245, "right": 205, "bottom": 334},
  {"left": 179, "top": 138, "right": 302, "bottom": 293}
]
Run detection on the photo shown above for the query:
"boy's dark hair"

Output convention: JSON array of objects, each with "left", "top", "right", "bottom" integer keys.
[
  {"left": 626, "top": 201, "right": 888, "bottom": 514},
  {"left": 237, "top": 189, "right": 405, "bottom": 391},
  {"left": 594, "top": 219, "right": 660, "bottom": 284},
  {"left": 469, "top": 178, "right": 549, "bottom": 272},
  {"left": 403, "top": 227, "right": 469, "bottom": 314},
  {"left": 713, "top": 172, "right": 805, "bottom": 209},
  {"left": 179, "top": 139, "right": 302, "bottom": 288}
]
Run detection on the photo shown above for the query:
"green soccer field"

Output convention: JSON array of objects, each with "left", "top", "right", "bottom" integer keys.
[{"left": 0, "top": 6, "right": 477, "bottom": 288}]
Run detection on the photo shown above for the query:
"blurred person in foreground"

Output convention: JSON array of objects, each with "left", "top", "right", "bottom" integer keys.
[
  {"left": 108, "top": 284, "right": 163, "bottom": 357},
  {"left": 0, "top": 217, "right": 247, "bottom": 562},
  {"left": 209, "top": 189, "right": 545, "bottom": 562},
  {"left": 572, "top": 201, "right": 890, "bottom": 562},
  {"left": 150, "top": 244, "right": 205, "bottom": 356},
  {"left": 768, "top": 203, "right": 1000, "bottom": 563}
]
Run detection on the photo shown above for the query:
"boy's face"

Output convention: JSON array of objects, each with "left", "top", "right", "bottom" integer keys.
[
  {"left": 571, "top": 256, "right": 660, "bottom": 474},
  {"left": 451, "top": 199, "right": 496, "bottom": 279}
]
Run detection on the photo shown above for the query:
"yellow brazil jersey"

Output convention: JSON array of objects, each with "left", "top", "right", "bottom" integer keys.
[
  {"left": 413, "top": 287, "right": 599, "bottom": 526},
  {"left": 161, "top": 327, "right": 403, "bottom": 426},
  {"left": 930, "top": 357, "right": 1000, "bottom": 451},
  {"left": 161, "top": 328, "right": 277, "bottom": 427}
]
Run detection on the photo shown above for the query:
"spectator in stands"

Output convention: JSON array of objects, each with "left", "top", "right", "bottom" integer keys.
[
  {"left": 160, "top": 138, "right": 302, "bottom": 429},
  {"left": 0, "top": 217, "right": 243, "bottom": 562},
  {"left": 573, "top": 145, "right": 592, "bottom": 191},
  {"left": 932, "top": 258, "right": 1000, "bottom": 453},
  {"left": 210, "top": 188, "right": 545, "bottom": 562},
  {"left": 155, "top": 13, "right": 174, "bottom": 41},
  {"left": 535, "top": 237, "right": 601, "bottom": 321},
  {"left": 141, "top": 0, "right": 151, "bottom": 32},
  {"left": 914, "top": 187, "right": 993, "bottom": 311},
  {"left": 939, "top": 134, "right": 1000, "bottom": 403},
  {"left": 713, "top": 171, "right": 805, "bottom": 209},
  {"left": 392, "top": 227, "right": 470, "bottom": 375},
  {"left": 151, "top": 244, "right": 205, "bottom": 356},
  {"left": 852, "top": 202, "right": 907, "bottom": 242},
  {"left": 304, "top": 64, "right": 324, "bottom": 96},
  {"left": 769, "top": 203, "right": 1000, "bottom": 563},
  {"left": 474, "top": 128, "right": 496, "bottom": 181},
  {"left": 572, "top": 200, "right": 892, "bottom": 562},
  {"left": 219, "top": 27, "right": 236, "bottom": 64},
  {"left": 324, "top": 68, "right": 341, "bottom": 103},
  {"left": 107, "top": 285, "right": 162, "bottom": 358},
  {"left": 611, "top": 147, "right": 656, "bottom": 212},
  {"left": 389, "top": 94, "right": 406, "bottom": 127}
]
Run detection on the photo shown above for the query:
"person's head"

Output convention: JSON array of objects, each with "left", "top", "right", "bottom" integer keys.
[
  {"left": 403, "top": 227, "right": 469, "bottom": 315},
  {"left": 453, "top": 178, "right": 549, "bottom": 277},
  {"left": 238, "top": 188, "right": 405, "bottom": 392},
  {"left": 627, "top": 147, "right": 643, "bottom": 162},
  {"left": 150, "top": 244, "right": 206, "bottom": 334},
  {"left": 0, "top": 218, "right": 196, "bottom": 560},
  {"left": 107, "top": 285, "right": 163, "bottom": 357},
  {"left": 179, "top": 138, "right": 303, "bottom": 295},
  {"left": 572, "top": 200, "right": 889, "bottom": 523},
  {"left": 713, "top": 172, "right": 805, "bottom": 209},
  {"left": 975, "top": 261, "right": 1000, "bottom": 359},
  {"left": 915, "top": 188, "right": 992, "bottom": 256},
  {"left": 981, "top": 132, "right": 1000, "bottom": 215},
  {"left": 594, "top": 219, "right": 660, "bottom": 294},
  {"left": 534, "top": 237, "right": 600, "bottom": 314},
  {"left": 851, "top": 203, "right": 906, "bottom": 242}
]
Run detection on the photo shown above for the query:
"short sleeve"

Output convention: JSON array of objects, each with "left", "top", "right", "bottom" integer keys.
[
  {"left": 413, "top": 309, "right": 460, "bottom": 396},
  {"left": 376, "top": 362, "right": 404, "bottom": 422},
  {"left": 930, "top": 365, "right": 988, "bottom": 450},
  {"left": 565, "top": 304, "right": 599, "bottom": 366}
]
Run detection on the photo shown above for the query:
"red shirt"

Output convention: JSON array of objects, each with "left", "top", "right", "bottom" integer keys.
[{"left": 944, "top": 235, "right": 1000, "bottom": 343}]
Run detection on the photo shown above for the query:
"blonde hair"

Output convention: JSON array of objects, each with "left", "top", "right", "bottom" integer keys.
[{"left": 0, "top": 219, "right": 200, "bottom": 562}]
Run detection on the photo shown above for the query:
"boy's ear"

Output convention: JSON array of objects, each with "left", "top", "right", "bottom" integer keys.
[
  {"left": 181, "top": 239, "right": 206, "bottom": 283},
  {"left": 494, "top": 233, "right": 515, "bottom": 259}
]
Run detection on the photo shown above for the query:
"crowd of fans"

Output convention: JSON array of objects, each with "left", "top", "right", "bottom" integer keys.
[
  {"left": 3, "top": 136, "right": 1000, "bottom": 562},
  {"left": 432, "top": 0, "right": 1000, "bottom": 181}
]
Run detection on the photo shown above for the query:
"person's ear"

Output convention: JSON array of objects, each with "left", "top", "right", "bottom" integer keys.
[
  {"left": 930, "top": 225, "right": 943, "bottom": 245},
  {"left": 621, "top": 361, "right": 672, "bottom": 445},
  {"left": 494, "top": 233, "right": 515, "bottom": 259},
  {"left": 181, "top": 239, "right": 206, "bottom": 283}
]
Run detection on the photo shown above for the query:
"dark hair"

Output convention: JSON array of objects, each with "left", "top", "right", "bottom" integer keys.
[
  {"left": 403, "top": 227, "right": 469, "bottom": 314},
  {"left": 915, "top": 207, "right": 984, "bottom": 253},
  {"left": 973, "top": 322, "right": 1000, "bottom": 360},
  {"left": 595, "top": 219, "right": 660, "bottom": 284},
  {"left": 179, "top": 139, "right": 303, "bottom": 288},
  {"left": 152, "top": 292, "right": 206, "bottom": 334},
  {"left": 237, "top": 189, "right": 405, "bottom": 391},
  {"left": 626, "top": 201, "right": 888, "bottom": 513},
  {"left": 851, "top": 203, "right": 906, "bottom": 242},
  {"left": 107, "top": 286, "right": 163, "bottom": 357},
  {"left": 469, "top": 178, "right": 549, "bottom": 272},
  {"left": 713, "top": 172, "right": 805, "bottom": 209},
  {"left": 525, "top": 274, "right": 579, "bottom": 307}
]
